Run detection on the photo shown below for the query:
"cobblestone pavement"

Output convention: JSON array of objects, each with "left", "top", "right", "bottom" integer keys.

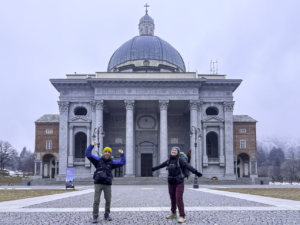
[
  {"left": 26, "top": 186, "right": 269, "bottom": 208},
  {"left": 1, "top": 211, "right": 300, "bottom": 225}
]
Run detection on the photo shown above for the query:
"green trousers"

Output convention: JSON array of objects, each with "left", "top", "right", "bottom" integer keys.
[{"left": 93, "top": 184, "right": 112, "bottom": 217}]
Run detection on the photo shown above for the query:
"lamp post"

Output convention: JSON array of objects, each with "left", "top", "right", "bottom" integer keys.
[
  {"left": 92, "top": 126, "right": 105, "bottom": 154},
  {"left": 189, "top": 126, "right": 202, "bottom": 189}
]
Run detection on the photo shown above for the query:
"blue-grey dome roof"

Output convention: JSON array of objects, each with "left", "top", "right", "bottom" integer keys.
[
  {"left": 139, "top": 14, "right": 154, "bottom": 23},
  {"left": 107, "top": 36, "right": 186, "bottom": 72}
]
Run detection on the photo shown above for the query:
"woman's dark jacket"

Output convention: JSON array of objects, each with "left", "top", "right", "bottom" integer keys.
[
  {"left": 153, "top": 155, "right": 197, "bottom": 185},
  {"left": 85, "top": 145, "right": 126, "bottom": 185}
]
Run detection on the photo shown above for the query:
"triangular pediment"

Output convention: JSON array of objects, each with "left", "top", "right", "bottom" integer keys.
[
  {"left": 69, "top": 116, "right": 91, "bottom": 123},
  {"left": 202, "top": 116, "right": 224, "bottom": 123}
]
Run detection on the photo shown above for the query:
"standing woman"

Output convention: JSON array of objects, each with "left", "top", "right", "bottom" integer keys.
[{"left": 152, "top": 146, "right": 202, "bottom": 223}]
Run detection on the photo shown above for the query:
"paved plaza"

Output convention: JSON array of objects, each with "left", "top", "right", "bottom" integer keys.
[{"left": 0, "top": 185, "right": 300, "bottom": 224}]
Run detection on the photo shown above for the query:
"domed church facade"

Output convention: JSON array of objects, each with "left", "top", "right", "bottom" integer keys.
[{"left": 32, "top": 8, "right": 258, "bottom": 183}]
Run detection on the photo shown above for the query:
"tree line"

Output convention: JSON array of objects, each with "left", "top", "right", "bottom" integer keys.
[
  {"left": 0, "top": 140, "right": 34, "bottom": 172},
  {"left": 257, "top": 146, "right": 300, "bottom": 181}
]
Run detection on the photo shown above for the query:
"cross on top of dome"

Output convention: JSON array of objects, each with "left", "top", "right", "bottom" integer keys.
[
  {"left": 139, "top": 4, "right": 155, "bottom": 36},
  {"left": 144, "top": 3, "right": 150, "bottom": 15}
]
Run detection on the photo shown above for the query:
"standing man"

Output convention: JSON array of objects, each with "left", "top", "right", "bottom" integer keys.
[{"left": 85, "top": 141, "right": 126, "bottom": 223}]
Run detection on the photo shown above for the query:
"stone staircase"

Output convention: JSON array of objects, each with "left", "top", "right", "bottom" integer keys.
[{"left": 22, "top": 176, "right": 269, "bottom": 186}]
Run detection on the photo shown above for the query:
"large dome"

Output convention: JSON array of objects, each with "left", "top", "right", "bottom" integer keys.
[{"left": 107, "top": 36, "right": 186, "bottom": 72}]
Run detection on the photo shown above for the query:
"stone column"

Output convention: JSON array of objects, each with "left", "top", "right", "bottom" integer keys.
[
  {"left": 255, "top": 161, "right": 257, "bottom": 174},
  {"left": 235, "top": 159, "right": 238, "bottom": 175},
  {"left": 55, "top": 161, "right": 57, "bottom": 177},
  {"left": 34, "top": 161, "right": 37, "bottom": 175},
  {"left": 90, "top": 101, "right": 96, "bottom": 175},
  {"left": 223, "top": 101, "right": 235, "bottom": 179},
  {"left": 85, "top": 126, "right": 91, "bottom": 167},
  {"left": 202, "top": 125, "right": 208, "bottom": 167},
  {"left": 219, "top": 125, "right": 225, "bottom": 166},
  {"left": 158, "top": 100, "right": 169, "bottom": 177},
  {"left": 124, "top": 100, "right": 135, "bottom": 177},
  {"left": 95, "top": 100, "right": 104, "bottom": 152},
  {"left": 40, "top": 162, "right": 42, "bottom": 176},
  {"left": 197, "top": 101, "right": 203, "bottom": 172},
  {"left": 189, "top": 100, "right": 198, "bottom": 168},
  {"left": 58, "top": 101, "right": 69, "bottom": 177},
  {"left": 68, "top": 125, "right": 74, "bottom": 167}
]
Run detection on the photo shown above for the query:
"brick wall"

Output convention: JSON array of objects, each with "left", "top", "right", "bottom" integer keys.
[
  {"left": 233, "top": 122, "right": 257, "bottom": 160},
  {"left": 35, "top": 123, "right": 59, "bottom": 156}
]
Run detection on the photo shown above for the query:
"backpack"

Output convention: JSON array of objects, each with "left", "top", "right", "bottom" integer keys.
[{"left": 167, "top": 152, "right": 190, "bottom": 179}]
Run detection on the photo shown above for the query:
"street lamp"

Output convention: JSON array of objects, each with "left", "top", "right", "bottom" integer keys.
[
  {"left": 190, "top": 126, "right": 202, "bottom": 189},
  {"left": 92, "top": 126, "right": 105, "bottom": 154}
]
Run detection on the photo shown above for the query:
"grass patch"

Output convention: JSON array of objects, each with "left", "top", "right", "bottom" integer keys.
[
  {"left": 0, "top": 176, "right": 23, "bottom": 186},
  {"left": 0, "top": 189, "right": 78, "bottom": 202},
  {"left": 214, "top": 188, "right": 300, "bottom": 201}
]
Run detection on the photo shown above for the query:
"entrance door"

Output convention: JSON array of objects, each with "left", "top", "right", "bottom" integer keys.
[
  {"left": 141, "top": 154, "right": 153, "bottom": 177},
  {"left": 51, "top": 168, "right": 55, "bottom": 178},
  {"left": 237, "top": 168, "right": 240, "bottom": 178}
]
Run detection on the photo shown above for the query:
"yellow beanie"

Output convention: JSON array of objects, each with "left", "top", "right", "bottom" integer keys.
[{"left": 103, "top": 147, "right": 112, "bottom": 155}]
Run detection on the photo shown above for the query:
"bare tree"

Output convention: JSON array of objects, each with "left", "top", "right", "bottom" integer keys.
[
  {"left": 281, "top": 147, "right": 299, "bottom": 181},
  {"left": 0, "top": 140, "right": 18, "bottom": 171}
]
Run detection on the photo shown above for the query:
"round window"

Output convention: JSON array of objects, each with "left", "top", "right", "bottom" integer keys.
[
  {"left": 143, "top": 60, "right": 150, "bottom": 66},
  {"left": 74, "top": 107, "right": 87, "bottom": 116},
  {"left": 206, "top": 107, "right": 219, "bottom": 116}
]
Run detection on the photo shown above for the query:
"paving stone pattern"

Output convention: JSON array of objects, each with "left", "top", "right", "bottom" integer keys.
[
  {"left": 1, "top": 211, "right": 300, "bottom": 225},
  {"left": 26, "top": 186, "right": 269, "bottom": 208}
]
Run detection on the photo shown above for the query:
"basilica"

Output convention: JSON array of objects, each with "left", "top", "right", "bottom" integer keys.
[{"left": 33, "top": 8, "right": 258, "bottom": 182}]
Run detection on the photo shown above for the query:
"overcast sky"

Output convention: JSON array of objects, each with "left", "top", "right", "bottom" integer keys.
[{"left": 0, "top": 0, "right": 299, "bottom": 152}]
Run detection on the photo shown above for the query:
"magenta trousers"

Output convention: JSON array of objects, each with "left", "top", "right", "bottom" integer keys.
[{"left": 168, "top": 182, "right": 185, "bottom": 218}]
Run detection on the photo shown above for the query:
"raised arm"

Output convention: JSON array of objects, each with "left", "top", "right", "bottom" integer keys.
[
  {"left": 112, "top": 149, "right": 126, "bottom": 169},
  {"left": 152, "top": 160, "right": 168, "bottom": 171},
  {"left": 85, "top": 144, "right": 99, "bottom": 167}
]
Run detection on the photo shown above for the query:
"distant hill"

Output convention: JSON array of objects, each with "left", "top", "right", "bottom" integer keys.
[{"left": 257, "top": 136, "right": 300, "bottom": 153}]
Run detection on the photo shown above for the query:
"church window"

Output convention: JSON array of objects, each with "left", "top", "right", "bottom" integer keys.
[
  {"left": 74, "top": 107, "right": 87, "bottom": 116},
  {"left": 46, "top": 141, "right": 52, "bottom": 149},
  {"left": 206, "top": 132, "right": 218, "bottom": 158},
  {"left": 75, "top": 132, "right": 87, "bottom": 158},
  {"left": 240, "top": 140, "right": 246, "bottom": 149},
  {"left": 240, "top": 129, "right": 246, "bottom": 133},
  {"left": 145, "top": 26, "right": 148, "bottom": 34},
  {"left": 143, "top": 60, "right": 150, "bottom": 66},
  {"left": 206, "top": 107, "right": 219, "bottom": 116},
  {"left": 115, "top": 138, "right": 123, "bottom": 144},
  {"left": 46, "top": 130, "right": 53, "bottom": 134},
  {"left": 171, "top": 138, "right": 178, "bottom": 144}
]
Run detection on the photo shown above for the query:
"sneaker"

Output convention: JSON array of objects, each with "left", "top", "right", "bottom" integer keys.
[
  {"left": 104, "top": 214, "right": 112, "bottom": 221},
  {"left": 92, "top": 216, "right": 98, "bottom": 223},
  {"left": 166, "top": 213, "right": 177, "bottom": 219},
  {"left": 178, "top": 217, "right": 186, "bottom": 223}
]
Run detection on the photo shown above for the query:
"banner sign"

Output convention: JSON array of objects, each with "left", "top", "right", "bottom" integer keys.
[{"left": 66, "top": 168, "right": 75, "bottom": 189}]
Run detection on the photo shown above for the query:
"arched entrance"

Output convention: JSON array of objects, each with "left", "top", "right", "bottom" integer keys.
[
  {"left": 206, "top": 132, "right": 219, "bottom": 158},
  {"left": 237, "top": 153, "right": 250, "bottom": 178},
  {"left": 42, "top": 154, "right": 55, "bottom": 178},
  {"left": 75, "top": 132, "right": 87, "bottom": 158}
]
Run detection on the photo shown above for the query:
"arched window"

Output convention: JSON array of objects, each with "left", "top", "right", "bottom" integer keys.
[
  {"left": 206, "top": 132, "right": 218, "bottom": 158},
  {"left": 75, "top": 132, "right": 87, "bottom": 158},
  {"left": 74, "top": 107, "right": 87, "bottom": 116},
  {"left": 206, "top": 107, "right": 219, "bottom": 116}
]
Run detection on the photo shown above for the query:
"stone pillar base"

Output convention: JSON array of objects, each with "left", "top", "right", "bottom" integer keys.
[
  {"left": 219, "top": 155, "right": 225, "bottom": 167},
  {"left": 67, "top": 156, "right": 73, "bottom": 167},
  {"left": 55, "top": 174, "right": 66, "bottom": 181},
  {"left": 203, "top": 155, "right": 208, "bottom": 167},
  {"left": 124, "top": 174, "right": 135, "bottom": 177},
  {"left": 159, "top": 173, "right": 168, "bottom": 178},
  {"left": 250, "top": 174, "right": 258, "bottom": 178},
  {"left": 224, "top": 173, "right": 236, "bottom": 180},
  {"left": 33, "top": 175, "right": 42, "bottom": 179}
]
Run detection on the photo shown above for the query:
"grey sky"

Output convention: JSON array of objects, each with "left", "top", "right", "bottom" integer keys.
[{"left": 0, "top": 0, "right": 299, "bottom": 152}]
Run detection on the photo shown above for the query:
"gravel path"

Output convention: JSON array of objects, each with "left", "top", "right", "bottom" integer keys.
[
  {"left": 26, "top": 186, "right": 269, "bottom": 208},
  {"left": 1, "top": 211, "right": 299, "bottom": 225}
]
